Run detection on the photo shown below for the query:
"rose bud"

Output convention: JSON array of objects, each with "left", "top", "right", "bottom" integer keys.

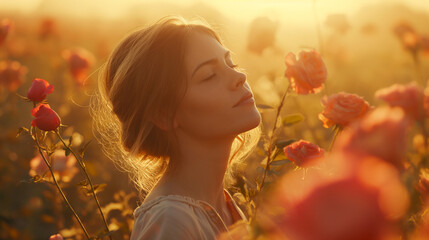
[
  {"left": 31, "top": 104, "right": 61, "bottom": 131},
  {"left": 27, "top": 78, "right": 54, "bottom": 102}
]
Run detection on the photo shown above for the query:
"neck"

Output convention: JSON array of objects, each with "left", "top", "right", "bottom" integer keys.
[{"left": 157, "top": 130, "right": 236, "bottom": 213}]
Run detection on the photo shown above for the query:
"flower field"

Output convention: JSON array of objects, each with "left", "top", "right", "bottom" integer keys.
[{"left": 1, "top": 1, "right": 429, "bottom": 239}]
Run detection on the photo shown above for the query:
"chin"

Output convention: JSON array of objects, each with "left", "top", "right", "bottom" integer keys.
[{"left": 239, "top": 108, "right": 262, "bottom": 133}]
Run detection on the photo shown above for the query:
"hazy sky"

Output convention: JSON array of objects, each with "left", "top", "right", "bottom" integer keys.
[{"left": 1, "top": 0, "right": 428, "bottom": 21}]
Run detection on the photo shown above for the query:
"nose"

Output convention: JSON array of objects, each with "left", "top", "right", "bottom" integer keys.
[{"left": 231, "top": 69, "right": 246, "bottom": 89}]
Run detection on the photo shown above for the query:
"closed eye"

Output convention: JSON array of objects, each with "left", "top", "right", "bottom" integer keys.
[
  {"left": 202, "top": 64, "right": 239, "bottom": 82},
  {"left": 203, "top": 74, "right": 216, "bottom": 81}
]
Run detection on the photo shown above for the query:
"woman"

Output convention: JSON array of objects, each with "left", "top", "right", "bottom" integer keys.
[{"left": 91, "top": 15, "right": 262, "bottom": 239}]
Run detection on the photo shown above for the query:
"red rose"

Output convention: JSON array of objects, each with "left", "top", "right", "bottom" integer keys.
[
  {"left": 283, "top": 140, "right": 325, "bottom": 167},
  {"left": 62, "top": 48, "right": 94, "bottom": 86},
  {"left": 31, "top": 104, "right": 61, "bottom": 131},
  {"left": 27, "top": 78, "right": 54, "bottom": 102},
  {"left": 284, "top": 49, "right": 327, "bottom": 95}
]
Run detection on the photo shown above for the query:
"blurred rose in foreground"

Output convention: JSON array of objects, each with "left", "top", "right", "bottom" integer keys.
[
  {"left": 0, "top": 60, "right": 27, "bottom": 92},
  {"left": 283, "top": 140, "right": 325, "bottom": 167},
  {"left": 319, "top": 92, "right": 371, "bottom": 128},
  {"left": 0, "top": 19, "right": 12, "bottom": 46},
  {"left": 375, "top": 82, "right": 423, "bottom": 120},
  {"left": 29, "top": 150, "right": 78, "bottom": 182},
  {"left": 333, "top": 107, "right": 410, "bottom": 170},
  {"left": 62, "top": 48, "right": 95, "bottom": 86},
  {"left": 257, "top": 156, "right": 409, "bottom": 240},
  {"left": 31, "top": 104, "right": 61, "bottom": 131},
  {"left": 27, "top": 78, "right": 54, "bottom": 102},
  {"left": 49, "top": 233, "right": 64, "bottom": 240},
  {"left": 284, "top": 49, "right": 327, "bottom": 95}
]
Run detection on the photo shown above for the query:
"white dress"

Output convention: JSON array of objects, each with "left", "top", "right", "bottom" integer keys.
[{"left": 130, "top": 189, "right": 248, "bottom": 240}]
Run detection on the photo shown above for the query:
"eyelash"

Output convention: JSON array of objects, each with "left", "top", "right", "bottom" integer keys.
[{"left": 203, "top": 64, "right": 239, "bottom": 81}]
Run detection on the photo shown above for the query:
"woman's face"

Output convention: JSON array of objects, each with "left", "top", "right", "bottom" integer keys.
[{"left": 174, "top": 31, "right": 261, "bottom": 140}]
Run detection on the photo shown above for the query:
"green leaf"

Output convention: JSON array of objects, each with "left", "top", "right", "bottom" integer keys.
[
  {"left": 64, "top": 148, "right": 71, "bottom": 156},
  {"left": 68, "top": 135, "right": 73, "bottom": 147},
  {"left": 270, "top": 159, "right": 290, "bottom": 166},
  {"left": 16, "top": 127, "right": 29, "bottom": 137},
  {"left": 76, "top": 179, "right": 88, "bottom": 187},
  {"left": 86, "top": 183, "right": 107, "bottom": 196},
  {"left": 79, "top": 139, "right": 93, "bottom": 159},
  {"left": 275, "top": 139, "right": 296, "bottom": 149},
  {"left": 282, "top": 113, "right": 304, "bottom": 126}
]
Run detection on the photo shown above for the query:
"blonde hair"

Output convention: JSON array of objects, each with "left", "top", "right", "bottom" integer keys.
[{"left": 90, "top": 15, "right": 261, "bottom": 200}]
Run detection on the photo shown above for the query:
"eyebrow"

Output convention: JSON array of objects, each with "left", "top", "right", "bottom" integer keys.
[{"left": 191, "top": 50, "right": 231, "bottom": 78}]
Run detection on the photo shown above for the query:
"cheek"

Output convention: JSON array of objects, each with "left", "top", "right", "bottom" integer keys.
[{"left": 176, "top": 86, "right": 231, "bottom": 130}]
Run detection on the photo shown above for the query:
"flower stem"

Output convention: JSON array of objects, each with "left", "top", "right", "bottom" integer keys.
[
  {"left": 328, "top": 125, "right": 342, "bottom": 151},
  {"left": 33, "top": 128, "right": 90, "bottom": 239},
  {"left": 55, "top": 130, "right": 111, "bottom": 239},
  {"left": 411, "top": 51, "right": 424, "bottom": 86},
  {"left": 259, "top": 84, "right": 291, "bottom": 192}
]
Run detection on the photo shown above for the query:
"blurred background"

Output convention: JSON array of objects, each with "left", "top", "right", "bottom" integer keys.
[{"left": 1, "top": 0, "right": 428, "bottom": 239}]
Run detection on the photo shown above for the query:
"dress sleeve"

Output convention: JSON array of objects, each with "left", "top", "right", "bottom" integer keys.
[{"left": 130, "top": 201, "right": 203, "bottom": 240}]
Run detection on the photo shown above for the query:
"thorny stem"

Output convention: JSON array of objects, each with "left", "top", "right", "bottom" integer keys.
[
  {"left": 55, "top": 131, "right": 111, "bottom": 240},
  {"left": 259, "top": 84, "right": 291, "bottom": 192},
  {"left": 33, "top": 128, "right": 90, "bottom": 239}
]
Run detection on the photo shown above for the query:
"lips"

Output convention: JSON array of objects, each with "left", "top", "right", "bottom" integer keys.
[{"left": 233, "top": 92, "right": 253, "bottom": 107}]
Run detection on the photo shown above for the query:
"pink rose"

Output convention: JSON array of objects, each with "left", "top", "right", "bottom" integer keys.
[
  {"left": 284, "top": 49, "right": 327, "bottom": 95},
  {"left": 333, "top": 107, "right": 410, "bottom": 170},
  {"left": 319, "top": 92, "right": 371, "bottom": 128},
  {"left": 375, "top": 82, "right": 423, "bottom": 120},
  {"left": 0, "top": 60, "right": 27, "bottom": 92},
  {"left": 49, "top": 234, "right": 63, "bottom": 240},
  {"left": 31, "top": 104, "right": 61, "bottom": 131},
  {"left": 29, "top": 150, "right": 78, "bottom": 182},
  {"left": 283, "top": 140, "right": 325, "bottom": 167},
  {"left": 26, "top": 78, "right": 54, "bottom": 102}
]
